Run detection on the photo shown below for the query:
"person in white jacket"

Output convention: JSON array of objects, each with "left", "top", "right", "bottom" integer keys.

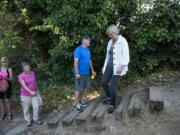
[{"left": 102, "top": 24, "right": 130, "bottom": 113}]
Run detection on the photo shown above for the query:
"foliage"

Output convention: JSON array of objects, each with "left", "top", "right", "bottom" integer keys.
[
  {"left": 0, "top": 0, "right": 179, "bottom": 84},
  {"left": 0, "top": 0, "right": 179, "bottom": 111},
  {"left": 126, "top": 0, "right": 180, "bottom": 74}
]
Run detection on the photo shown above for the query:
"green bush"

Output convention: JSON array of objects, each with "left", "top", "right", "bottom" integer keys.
[{"left": 0, "top": 0, "right": 179, "bottom": 82}]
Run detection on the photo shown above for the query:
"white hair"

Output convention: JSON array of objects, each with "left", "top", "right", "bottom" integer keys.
[
  {"left": 106, "top": 24, "right": 119, "bottom": 35},
  {"left": 21, "top": 62, "right": 30, "bottom": 69}
]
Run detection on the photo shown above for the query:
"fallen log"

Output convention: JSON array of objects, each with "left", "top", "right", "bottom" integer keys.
[
  {"left": 121, "top": 107, "right": 130, "bottom": 125},
  {"left": 115, "top": 95, "right": 131, "bottom": 121},
  {"left": 62, "top": 110, "right": 79, "bottom": 127},
  {"left": 128, "top": 90, "right": 147, "bottom": 117},
  {"left": 90, "top": 103, "right": 106, "bottom": 122}
]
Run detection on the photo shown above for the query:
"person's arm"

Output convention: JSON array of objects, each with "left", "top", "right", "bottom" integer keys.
[
  {"left": 74, "top": 48, "right": 81, "bottom": 80},
  {"left": 74, "top": 58, "right": 80, "bottom": 80},
  {"left": 74, "top": 58, "right": 79, "bottom": 74},
  {"left": 19, "top": 79, "right": 36, "bottom": 96},
  {"left": 6, "top": 68, "right": 13, "bottom": 81},
  {"left": 90, "top": 60, "right": 96, "bottom": 75},
  {"left": 116, "top": 38, "right": 130, "bottom": 74}
]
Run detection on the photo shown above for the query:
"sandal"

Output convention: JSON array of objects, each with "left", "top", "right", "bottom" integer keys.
[
  {"left": 0, "top": 114, "right": 6, "bottom": 121},
  {"left": 7, "top": 114, "right": 13, "bottom": 122}
]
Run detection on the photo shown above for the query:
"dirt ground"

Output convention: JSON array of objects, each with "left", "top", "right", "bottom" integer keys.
[{"left": 1, "top": 79, "right": 180, "bottom": 135}]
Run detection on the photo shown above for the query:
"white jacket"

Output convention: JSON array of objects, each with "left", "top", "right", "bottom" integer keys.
[{"left": 102, "top": 35, "right": 130, "bottom": 76}]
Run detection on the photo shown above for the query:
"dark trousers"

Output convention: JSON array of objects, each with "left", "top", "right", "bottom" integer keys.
[{"left": 101, "top": 65, "right": 120, "bottom": 107}]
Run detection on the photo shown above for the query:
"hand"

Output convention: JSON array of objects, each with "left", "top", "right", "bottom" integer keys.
[
  {"left": 5, "top": 78, "right": 9, "bottom": 81},
  {"left": 30, "top": 91, "right": 36, "bottom": 96},
  {"left": 92, "top": 70, "right": 96, "bottom": 75},
  {"left": 116, "top": 66, "right": 123, "bottom": 74},
  {"left": 91, "top": 70, "right": 96, "bottom": 80},
  {"left": 76, "top": 74, "right": 80, "bottom": 80}
]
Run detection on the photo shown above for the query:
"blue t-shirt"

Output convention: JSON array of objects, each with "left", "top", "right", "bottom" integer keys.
[{"left": 74, "top": 45, "right": 91, "bottom": 75}]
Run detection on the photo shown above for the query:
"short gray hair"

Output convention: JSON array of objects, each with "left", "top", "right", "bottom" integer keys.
[
  {"left": 106, "top": 24, "right": 119, "bottom": 35},
  {"left": 21, "top": 62, "right": 30, "bottom": 69}
]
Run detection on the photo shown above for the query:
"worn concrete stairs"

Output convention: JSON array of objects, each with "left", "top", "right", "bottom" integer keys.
[{"left": 47, "top": 86, "right": 165, "bottom": 129}]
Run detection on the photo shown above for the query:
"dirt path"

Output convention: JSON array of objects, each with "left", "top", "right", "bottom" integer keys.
[{"left": 1, "top": 80, "right": 180, "bottom": 135}]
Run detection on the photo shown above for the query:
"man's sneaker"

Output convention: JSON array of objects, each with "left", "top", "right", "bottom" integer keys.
[
  {"left": 107, "top": 105, "right": 115, "bottom": 114},
  {"left": 74, "top": 102, "right": 83, "bottom": 112},
  {"left": 27, "top": 120, "right": 32, "bottom": 127},
  {"left": 34, "top": 120, "right": 43, "bottom": 125},
  {"left": 102, "top": 97, "right": 111, "bottom": 105},
  {"left": 80, "top": 100, "right": 89, "bottom": 108}
]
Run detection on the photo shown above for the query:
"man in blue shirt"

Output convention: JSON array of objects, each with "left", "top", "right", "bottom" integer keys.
[{"left": 74, "top": 35, "right": 96, "bottom": 112}]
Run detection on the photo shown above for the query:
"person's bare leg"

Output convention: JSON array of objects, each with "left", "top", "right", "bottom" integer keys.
[
  {"left": 5, "top": 99, "right": 11, "bottom": 115},
  {"left": 0, "top": 99, "right": 5, "bottom": 114},
  {"left": 0, "top": 99, "right": 5, "bottom": 120},
  {"left": 5, "top": 99, "right": 12, "bottom": 121},
  {"left": 79, "top": 91, "right": 89, "bottom": 107},
  {"left": 75, "top": 91, "right": 80, "bottom": 103},
  {"left": 79, "top": 91, "right": 84, "bottom": 101}
]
